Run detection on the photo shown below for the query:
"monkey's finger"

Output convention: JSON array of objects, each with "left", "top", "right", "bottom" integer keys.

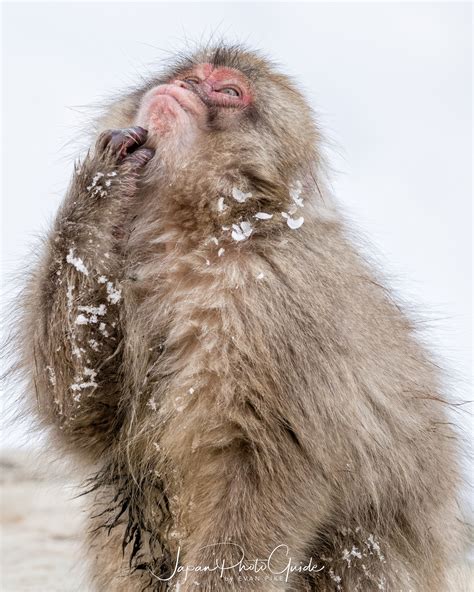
[
  {"left": 122, "top": 147, "right": 155, "bottom": 170},
  {"left": 96, "top": 126, "right": 149, "bottom": 161}
]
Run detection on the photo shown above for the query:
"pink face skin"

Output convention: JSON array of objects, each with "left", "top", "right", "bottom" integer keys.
[{"left": 135, "top": 63, "right": 252, "bottom": 141}]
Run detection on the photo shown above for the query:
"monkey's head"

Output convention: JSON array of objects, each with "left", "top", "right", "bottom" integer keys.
[{"left": 101, "top": 45, "right": 321, "bottom": 188}]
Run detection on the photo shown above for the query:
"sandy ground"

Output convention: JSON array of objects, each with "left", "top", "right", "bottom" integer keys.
[
  {"left": 1, "top": 449, "right": 473, "bottom": 592},
  {"left": 0, "top": 449, "right": 88, "bottom": 592}
]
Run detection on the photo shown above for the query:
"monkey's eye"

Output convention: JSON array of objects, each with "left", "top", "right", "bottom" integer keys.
[
  {"left": 216, "top": 87, "right": 241, "bottom": 97},
  {"left": 183, "top": 77, "right": 200, "bottom": 85}
]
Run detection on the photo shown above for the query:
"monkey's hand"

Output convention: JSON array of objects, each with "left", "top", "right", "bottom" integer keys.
[
  {"left": 61, "top": 126, "right": 154, "bottom": 232},
  {"left": 22, "top": 128, "right": 154, "bottom": 458},
  {"left": 94, "top": 126, "right": 155, "bottom": 178}
]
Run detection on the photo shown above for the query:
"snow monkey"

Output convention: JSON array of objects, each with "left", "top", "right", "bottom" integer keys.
[{"left": 19, "top": 45, "right": 465, "bottom": 591}]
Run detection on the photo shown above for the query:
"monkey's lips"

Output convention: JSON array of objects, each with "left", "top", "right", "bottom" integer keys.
[{"left": 135, "top": 85, "right": 204, "bottom": 135}]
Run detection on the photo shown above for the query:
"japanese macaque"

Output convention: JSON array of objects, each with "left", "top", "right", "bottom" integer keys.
[{"left": 18, "top": 45, "right": 466, "bottom": 591}]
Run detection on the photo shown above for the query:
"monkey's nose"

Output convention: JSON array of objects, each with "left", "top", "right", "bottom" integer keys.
[
  {"left": 174, "top": 80, "right": 190, "bottom": 89},
  {"left": 172, "top": 79, "right": 207, "bottom": 105}
]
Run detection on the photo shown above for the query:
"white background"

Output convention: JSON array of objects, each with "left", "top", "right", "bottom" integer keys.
[{"left": 2, "top": 1, "right": 472, "bottom": 461}]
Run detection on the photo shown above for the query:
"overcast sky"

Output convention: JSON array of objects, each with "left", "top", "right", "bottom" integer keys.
[{"left": 1, "top": 2, "right": 472, "bottom": 451}]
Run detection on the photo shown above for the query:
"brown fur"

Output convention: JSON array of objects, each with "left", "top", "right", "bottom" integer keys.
[{"left": 17, "top": 44, "right": 466, "bottom": 591}]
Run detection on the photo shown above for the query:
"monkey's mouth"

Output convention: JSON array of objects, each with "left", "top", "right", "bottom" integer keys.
[
  {"left": 135, "top": 84, "right": 205, "bottom": 134},
  {"left": 154, "top": 85, "right": 204, "bottom": 113}
]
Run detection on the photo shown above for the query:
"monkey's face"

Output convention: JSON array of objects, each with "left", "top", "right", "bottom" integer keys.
[
  {"left": 134, "top": 63, "right": 254, "bottom": 152},
  {"left": 100, "top": 46, "right": 319, "bottom": 182}
]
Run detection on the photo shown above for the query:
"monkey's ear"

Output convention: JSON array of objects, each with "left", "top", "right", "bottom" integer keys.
[{"left": 95, "top": 93, "right": 141, "bottom": 135}]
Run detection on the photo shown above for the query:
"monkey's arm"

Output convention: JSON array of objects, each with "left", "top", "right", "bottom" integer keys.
[{"left": 21, "top": 128, "right": 153, "bottom": 456}]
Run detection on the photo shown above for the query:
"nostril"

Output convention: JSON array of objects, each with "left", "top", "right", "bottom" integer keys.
[{"left": 174, "top": 80, "right": 188, "bottom": 89}]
